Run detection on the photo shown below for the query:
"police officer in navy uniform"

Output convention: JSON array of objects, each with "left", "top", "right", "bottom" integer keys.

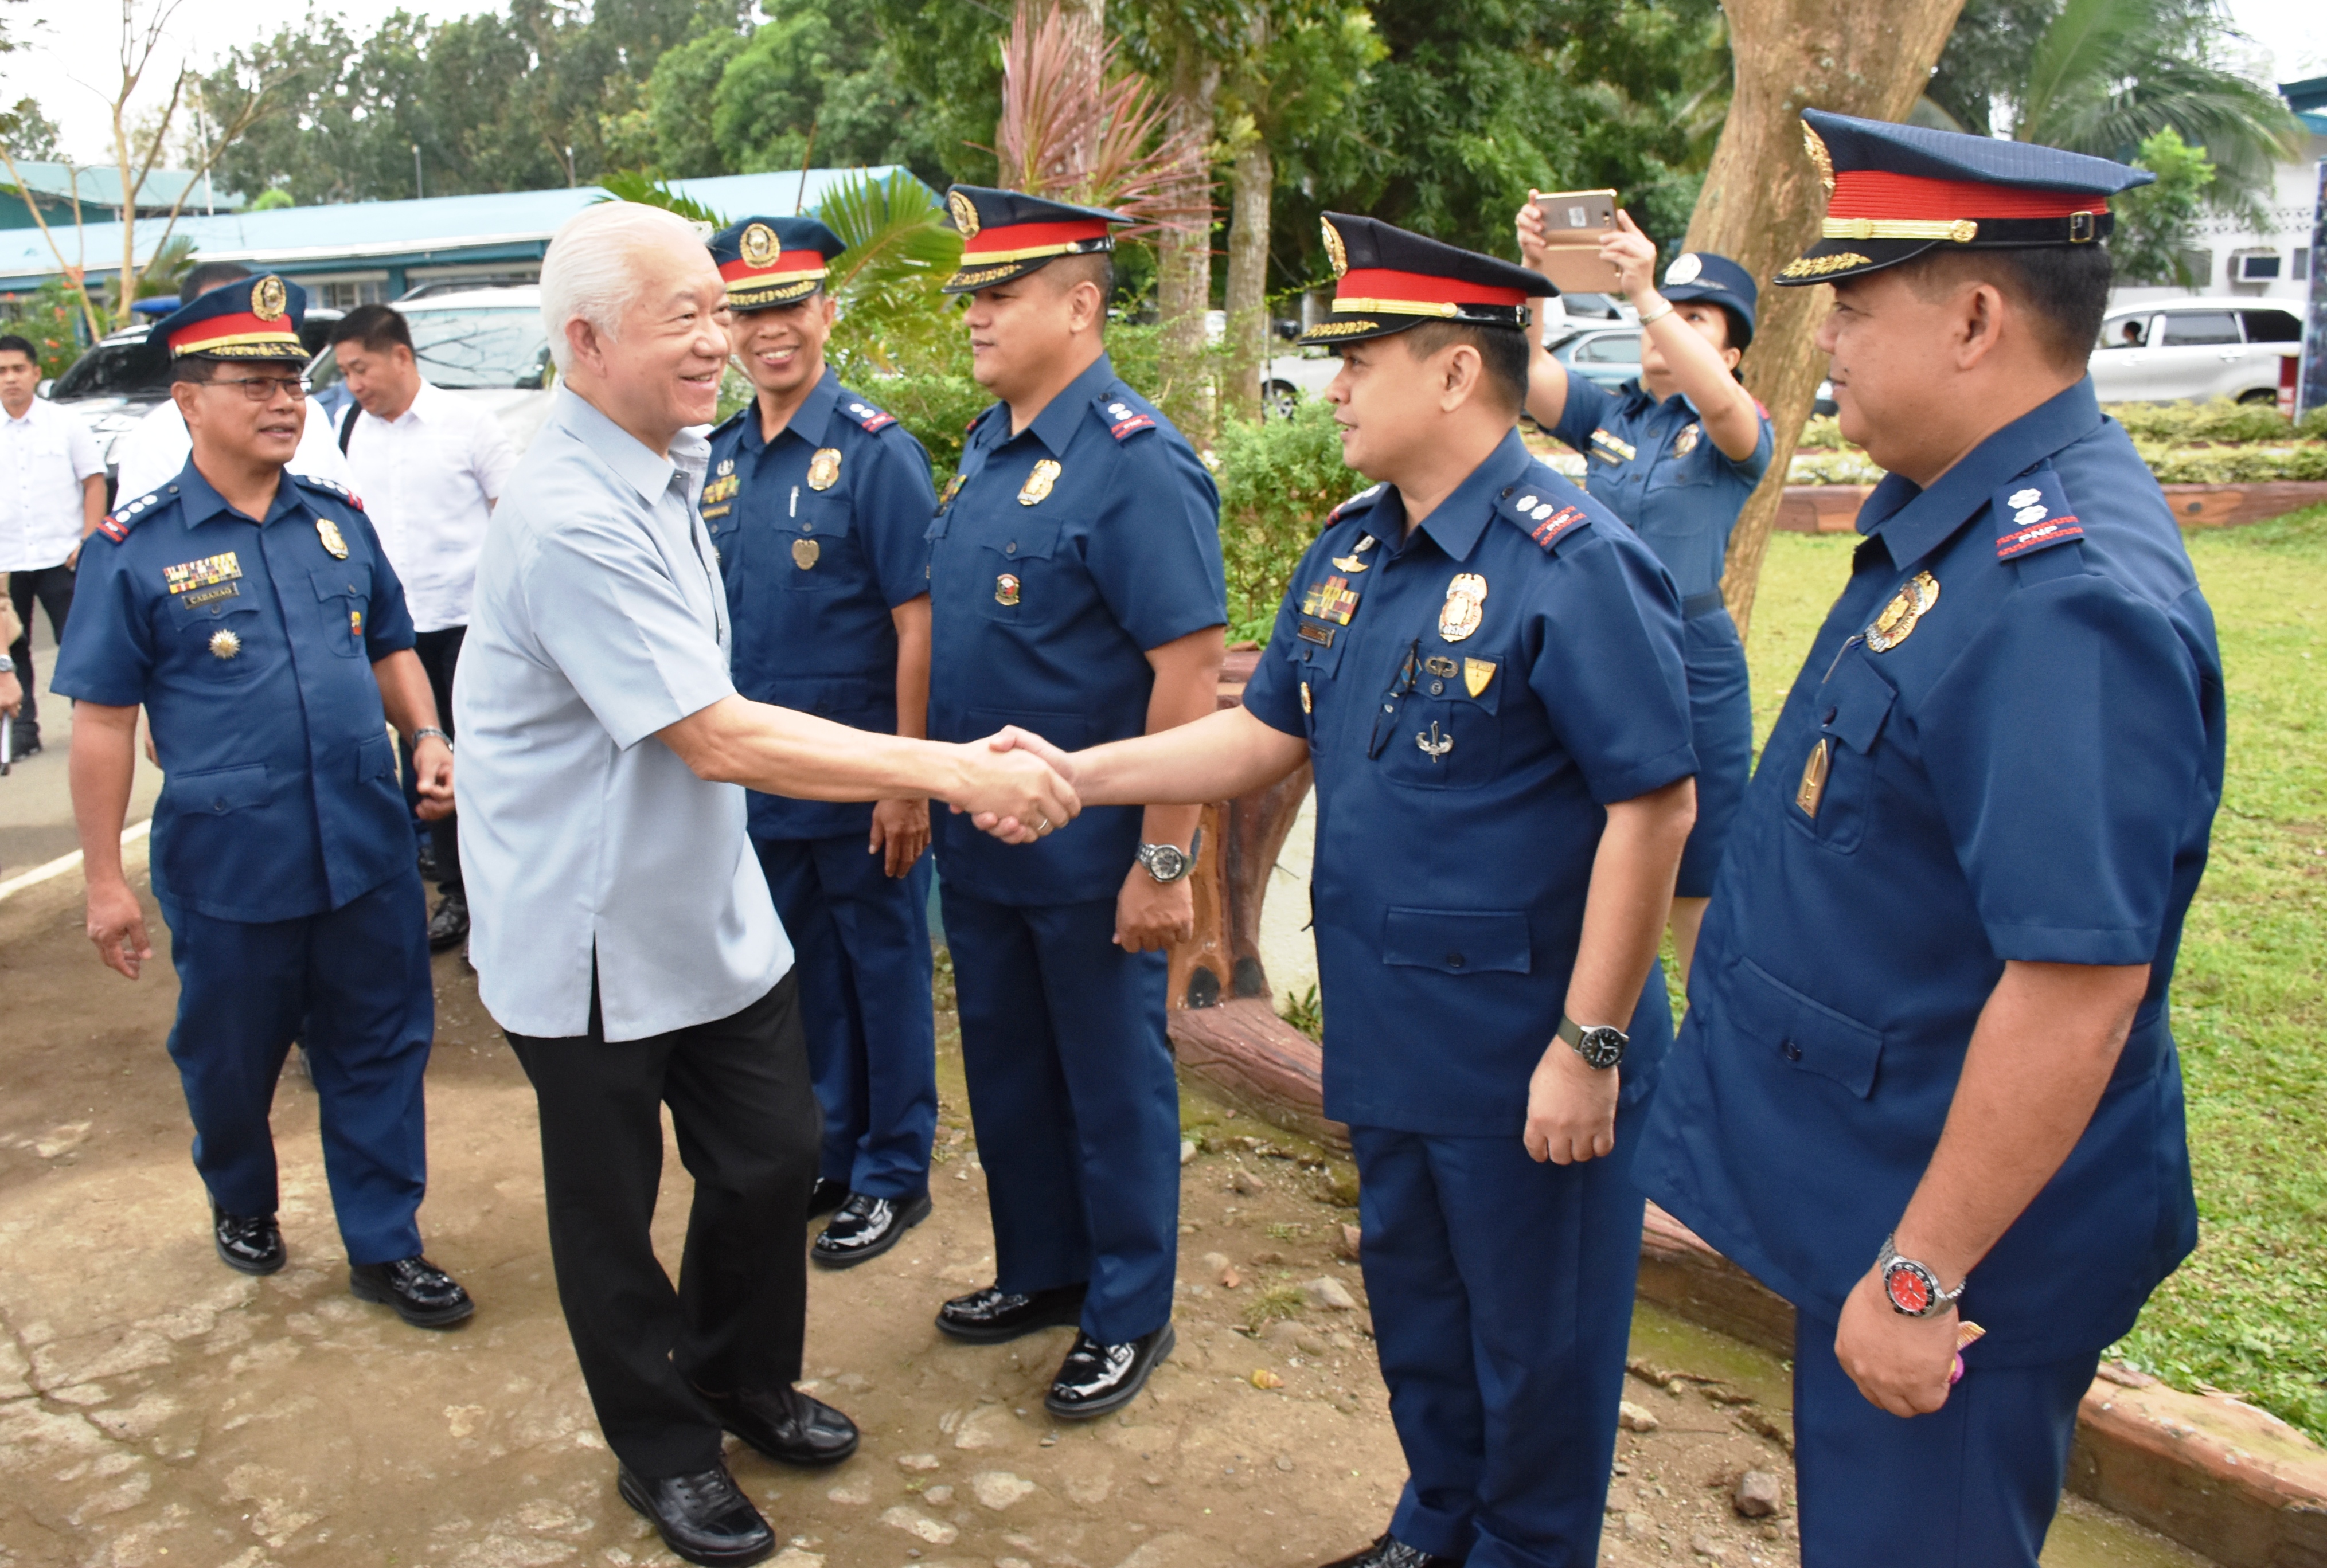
[
  {"left": 1633, "top": 111, "right": 2220, "bottom": 1565},
  {"left": 702, "top": 216, "right": 944, "bottom": 1266},
  {"left": 1513, "top": 206, "right": 1771, "bottom": 979},
  {"left": 55, "top": 275, "right": 474, "bottom": 1328},
  {"left": 924, "top": 186, "right": 1226, "bottom": 1417},
  {"left": 990, "top": 215, "right": 1698, "bottom": 1568}
]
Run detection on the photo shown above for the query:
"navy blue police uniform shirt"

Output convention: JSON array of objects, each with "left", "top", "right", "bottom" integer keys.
[
  {"left": 705, "top": 367, "right": 939, "bottom": 840},
  {"left": 926, "top": 354, "right": 1225, "bottom": 905},
  {"left": 52, "top": 462, "right": 421, "bottom": 925},
  {"left": 1552, "top": 377, "right": 1773, "bottom": 600},
  {"left": 1241, "top": 429, "right": 1697, "bottom": 1135},
  {"left": 1635, "top": 379, "right": 2223, "bottom": 1364}
]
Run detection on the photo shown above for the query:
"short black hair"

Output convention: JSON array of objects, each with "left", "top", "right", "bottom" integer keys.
[
  {"left": 169, "top": 356, "right": 220, "bottom": 386},
  {"left": 1398, "top": 320, "right": 1530, "bottom": 415},
  {"left": 1895, "top": 245, "right": 2113, "bottom": 372},
  {"left": 1044, "top": 251, "right": 1114, "bottom": 304},
  {"left": 0, "top": 334, "right": 37, "bottom": 366},
  {"left": 329, "top": 303, "right": 414, "bottom": 356},
  {"left": 181, "top": 261, "right": 252, "bottom": 300}
]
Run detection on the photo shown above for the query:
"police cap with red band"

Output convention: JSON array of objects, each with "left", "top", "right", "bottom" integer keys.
[
  {"left": 708, "top": 216, "right": 845, "bottom": 311},
  {"left": 154, "top": 273, "right": 309, "bottom": 362},
  {"left": 1779, "top": 107, "right": 2153, "bottom": 286},
  {"left": 942, "top": 185, "right": 1127, "bottom": 294},
  {"left": 1297, "top": 213, "right": 1551, "bottom": 347}
]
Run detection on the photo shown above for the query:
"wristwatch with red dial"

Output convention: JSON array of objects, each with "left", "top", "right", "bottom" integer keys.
[{"left": 1876, "top": 1233, "right": 1965, "bottom": 1317}]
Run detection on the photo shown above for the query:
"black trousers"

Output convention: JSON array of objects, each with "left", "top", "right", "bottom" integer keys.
[
  {"left": 412, "top": 625, "right": 464, "bottom": 893},
  {"left": 7, "top": 562, "right": 74, "bottom": 742},
  {"left": 506, "top": 970, "right": 821, "bottom": 1478}
]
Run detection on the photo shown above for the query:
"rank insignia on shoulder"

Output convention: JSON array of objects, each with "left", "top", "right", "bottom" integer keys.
[
  {"left": 1993, "top": 471, "right": 2083, "bottom": 560},
  {"left": 1439, "top": 573, "right": 1488, "bottom": 642},
  {"left": 1521, "top": 502, "right": 1588, "bottom": 551},
  {"left": 97, "top": 514, "right": 130, "bottom": 542},
  {"left": 1018, "top": 458, "right": 1061, "bottom": 506},
  {"left": 846, "top": 400, "right": 897, "bottom": 433},
  {"left": 1102, "top": 398, "right": 1157, "bottom": 440},
  {"left": 316, "top": 517, "right": 350, "bottom": 560},
  {"left": 807, "top": 448, "right": 842, "bottom": 491},
  {"left": 1327, "top": 484, "right": 1383, "bottom": 523},
  {"left": 1865, "top": 570, "right": 1939, "bottom": 652},
  {"left": 1300, "top": 575, "right": 1361, "bottom": 626}
]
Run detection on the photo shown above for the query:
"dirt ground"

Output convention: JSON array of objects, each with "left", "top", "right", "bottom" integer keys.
[{"left": 0, "top": 853, "right": 2208, "bottom": 1568}]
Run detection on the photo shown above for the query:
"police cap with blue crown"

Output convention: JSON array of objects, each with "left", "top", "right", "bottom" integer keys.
[
  {"left": 942, "top": 186, "right": 1128, "bottom": 293},
  {"left": 708, "top": 216, "right": 845, "bottom": 311},
  {"left": 153, "top": 273, "right": 309, "bottom": 362},
  {"left": 1297, "top": 214, "right": 1552, "bottom": 346},
  {"left": 1655, "top": 250, "right": 1758, "bottom": 348},
  {"left": 1779, "top": 107, "right": 2154, "bottom": 286}
]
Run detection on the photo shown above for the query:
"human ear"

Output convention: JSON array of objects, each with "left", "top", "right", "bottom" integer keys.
[
  {"left": 1957, "top": 283, "right": 2006, "bottom": 369},
  {"left": 1442, "top": 345, "right": 1481, "bottom": 411}
]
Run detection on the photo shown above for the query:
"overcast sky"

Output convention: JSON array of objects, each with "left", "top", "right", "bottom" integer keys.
[{"left": 7, "top": 0, "right": 2324, "bottom": 170}]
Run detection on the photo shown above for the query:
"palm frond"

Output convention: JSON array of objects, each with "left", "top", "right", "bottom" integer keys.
[
  {"left": 595, "top": 170, "right": 730, "bottom": 228},
  {"left": 819, "top": 169, "right": 963, "bottom": 302}
]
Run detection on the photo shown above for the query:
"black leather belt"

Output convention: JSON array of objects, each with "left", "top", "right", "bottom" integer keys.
[{"left": 1682, "top": 590, "right": 1727, "bottom": 619}]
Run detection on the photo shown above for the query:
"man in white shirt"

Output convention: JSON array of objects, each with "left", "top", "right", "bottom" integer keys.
[
  {"left": 0, "top": 331, "right": 105, "bottom": 760},
  {"left": 331, "top": 303, "right": 518, "bottom": 950},
  {"left": 110, "top": 261, "right": 356, "bottom": 504}
]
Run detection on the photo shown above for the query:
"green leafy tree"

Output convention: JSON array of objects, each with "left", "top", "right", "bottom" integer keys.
[
  {"left": 2112, "top": 125, "right": 2216, "bottom": 286},
  {"left": 1, "top": 95, "right": 60, "bottom": 159}
]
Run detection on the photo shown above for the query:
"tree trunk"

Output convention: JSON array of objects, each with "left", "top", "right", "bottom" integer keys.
[
  {"left": 1689, "top": 0, "right": 1966, "bottom": 640},
  {"left": 1224, "top": 132, "right": 1271, "bottom": 422},
  {"left": 1155, "top": 55, "right": 1220, "bottom": 441}
]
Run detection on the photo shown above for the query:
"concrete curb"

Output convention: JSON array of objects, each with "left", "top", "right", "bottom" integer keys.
[
  {"left": 1775, "top": 479, "right": 2327, "bottom": 535},
  {"left": 1638, "top": 1203, "right": 2327, "bottom": 1568}
]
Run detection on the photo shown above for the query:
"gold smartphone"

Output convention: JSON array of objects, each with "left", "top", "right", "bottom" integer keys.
[{"left": 1532, "top": 190, "right": 1621, "bottom": 294}]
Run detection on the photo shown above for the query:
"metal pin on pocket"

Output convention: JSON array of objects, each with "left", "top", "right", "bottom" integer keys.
[{"left": 1416, "top": 721, "right": 1454, "bottom": 762}]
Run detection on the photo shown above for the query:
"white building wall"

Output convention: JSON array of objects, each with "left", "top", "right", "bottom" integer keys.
[{"left": 2109, "top": 128, "right": 2326, "bottom": 311}]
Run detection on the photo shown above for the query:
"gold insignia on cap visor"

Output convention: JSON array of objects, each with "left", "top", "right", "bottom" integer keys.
[
  {"left": 740, "top": 222, "right": 779, "bottom": 268},
  {"left": 1321, "top": 217, "right": 1349, "bottom": 278},
  {"left": 948, "top": 190, "right": 981, "bottom": 238},
  {"left": 1438, "top": 573, "right": 1488, "bottom": 643},
  {"left": 253, "top": 276, "right": 289, "bottom": 322}
]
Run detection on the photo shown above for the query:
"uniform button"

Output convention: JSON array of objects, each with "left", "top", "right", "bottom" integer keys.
[
  {"left": 1429, "top": 680, "right": 1444, "bottom": 695},
  {"left": 1383, "top": 703, "right": 1394, "bottom": 714},
  {"left": 1005, "top": 541, "right": 1017, "bottom": 554},
  {"left": 213, "top": 797, "right": 228, "bottom": 812},
  {"left": 1781, "top": 1041, "right": 1803, "bottom": 1062},
  {"left": 1446, "top": 952, "right": 1465, "bottom": 969},
  {"left": 1823, "top": 706, "right": 1838, "bottom": 725}
]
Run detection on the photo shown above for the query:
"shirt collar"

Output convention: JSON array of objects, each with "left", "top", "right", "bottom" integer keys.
[
  {"left": 1021, "top": 352, "right": 1117, "bottom": 458},
  {"left": 3, "top": 400, "right": 37, "bottom": 427},
  {"left": 550, "top": 384, "right": 690, "bottom": 505},
  {"left": 1391, "top": 428, "right": 1536, "bottom": 563},
  {"left": 173, "top": 460, "right": 308, "bottom": 528},
  {"left": 741, "top": 365, "right": 843, "bottom": 453},
  {"left": 1859, "top": 378, "right": 2105, "bottom": 570}
]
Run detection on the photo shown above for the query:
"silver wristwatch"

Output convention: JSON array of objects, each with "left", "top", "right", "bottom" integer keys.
[
  {"left": 1876, "top": 1233, "right": 1966, "bottom": 1317},
  {"left": 414, "top": 726, "right": 453, "bottom": 750},
  {"left": 0, "top": 655, "right": 14, "bottom": 674},
  {"left": 1136, "top": 841, "right": 1194, "bottom": 884},
  {"left": 1558, "top": 1015, "right": 1627, "bottom": 1069}
]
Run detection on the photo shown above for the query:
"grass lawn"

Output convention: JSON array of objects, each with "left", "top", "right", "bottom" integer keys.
[{"left": 1740, "top": 510, "right": 2327, "bottom": 1444}]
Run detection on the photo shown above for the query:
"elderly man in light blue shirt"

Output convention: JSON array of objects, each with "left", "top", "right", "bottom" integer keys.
[{"left": 455, "top": 200, "right": 1076, "bottom": 1568}]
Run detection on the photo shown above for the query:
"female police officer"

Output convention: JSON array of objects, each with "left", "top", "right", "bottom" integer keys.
[{"left": 1513, "top": 203, "right": 1770, "bottom": 977}]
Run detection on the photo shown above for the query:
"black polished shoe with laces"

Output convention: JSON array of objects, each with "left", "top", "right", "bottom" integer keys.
[
  {"left": 1043, "top": 1323, "right": 1175, "bottom": 1420},
  {"left": 1318, "top": 1534, "right": 1464, "bottom": 1568},
  {"left": 349, "top": 1256, "right": 475, "bottom": 1328},
  {"left": 811, "top": 1190, "right": 931, "bottom": 1270},
  {"left": 427, "top": 889, "right": 470, "bottom": 951},
  {"left": 213, "top": 1205, "right": 286, "bottom": 1276},
  {"left": 689, "top": 1380, "right": 860, "bottom": 1467},
  {"left": 805, "top": 1176, "right": 849, "bottom": 1222},
  {"left": 935, "top": 1281, "right": 1088, "bottom": 1344},
  {"left": 617, "top": 1461, "right": 776, "bottom": 1567}
]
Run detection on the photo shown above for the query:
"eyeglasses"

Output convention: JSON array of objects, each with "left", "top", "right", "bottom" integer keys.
[{"left": 208, "top": 374, "right": 310, "bottom": 401}]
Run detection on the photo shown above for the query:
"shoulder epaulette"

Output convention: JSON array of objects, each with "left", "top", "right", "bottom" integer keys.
[
  {"left": 840, "top": 396, "right": 897, "bottom": 435},
  {"left": 1993, "top": 467, "right": 2083, "bottom": 561},
  {"left": 1500, "top": 467, "right": 1595, "bottom": 553},
  {"left": 1096, "top": 390, "right": 1159, "bottom": 442},
  {"left": 1326, "top": 483, "right": 1384, "bottom": 525},
  {"left": 292, "top": 472, "right": 365, "bottom": 511},
  {"left": 95, "top": 487, "right": 169, "bottom": 542}
]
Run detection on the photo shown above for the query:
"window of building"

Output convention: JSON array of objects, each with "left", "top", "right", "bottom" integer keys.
[{"left": 299, "top": 275, "right": 391, "bottom": 311}]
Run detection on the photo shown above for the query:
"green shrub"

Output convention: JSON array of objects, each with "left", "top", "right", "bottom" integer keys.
[
  {"left": 2110, "top": 397, "right": 2299, "bottom": 445},
  {"left": 1212, "top": 397, "right": 1361, "bottom": 644},
  {"left": 2143, "top": 442, "right": 2327, "bottom": 484}
]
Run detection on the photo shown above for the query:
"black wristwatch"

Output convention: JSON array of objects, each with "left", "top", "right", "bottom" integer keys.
[
  {"left": 1136, "top": 841, "right": 1193, "bottom": 884},
  {"left": 1558, "top": 1015, "right": 1627, "bottom": 1070}
]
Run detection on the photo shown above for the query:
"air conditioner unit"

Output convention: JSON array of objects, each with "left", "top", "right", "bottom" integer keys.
[{"left": 2233, "top": 253, "right": 2282, "bottom": 282}]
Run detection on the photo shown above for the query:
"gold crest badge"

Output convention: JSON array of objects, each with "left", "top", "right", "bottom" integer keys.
[
  {"left": 252, "top": 275, "right": 288, "bottom": 322},
  {"left": 740, "top": 222, "right": 779, "bottom": 268},
  {"left": 948, "top": 190, "right": 981, "bottom": 239},
  {"left": 209, "top": 628, "right": 242, "bottom": 660},
  {"left": 1017, "top": 458, "right": 1061, "bottom": 506},
  {"left": 793, "top": 538, "right": 821, "bottom": 570},
  {"left": 1865, "top": 570, "right": 1940, "bottom": 653},
  {"left": 1803, "top": 123, "right": 1836, "bottom": 199},
  {"left": 1438, "top": 573, "right": 1488, "bottom": 643},
  {"left": 807, "top": 448, "right": 841, "bottom": 491},
  {"left": 315, "top": 517, "right": 350, "bottom": 560},
  {"left": 1463, "top": 658, "right": 1496, "bottom": 698},
  {"left": 995, "top": 572, "right": 1021, "bottom": 607},
  {"left": 1321, "top": 217, "right": 1349, "bottom": 279},
  {"left": 1672, "top": 423, "right": 1701, "bottom": 458}
]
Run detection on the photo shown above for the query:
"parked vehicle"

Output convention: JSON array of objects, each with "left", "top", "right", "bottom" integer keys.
[
  {"left": 2088, "top": 299, "right": 2302, "bottom": 405},
  {"left": 1551, "top": 325, "right": 1642, "bottom": 392},
  {"left": 305, "top": 286, "right": 555, "bottom": 452}
]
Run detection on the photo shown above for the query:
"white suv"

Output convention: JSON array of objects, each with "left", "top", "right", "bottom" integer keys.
[
  {"left": 305, "top": 286, "right": 555, "bottom": 453},
  {"left": 2088, "top": 299, "right": 2301, "bottom": 405}
]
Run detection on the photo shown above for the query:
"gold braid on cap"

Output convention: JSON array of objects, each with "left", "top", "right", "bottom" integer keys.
[
  {"left": 1321, "top": 217, "right": 1349, "bottom": 278},
  {"left": 1802, "top": 124, "right": 1836, "bottom": 200},
  {"left": 1779, "top": 252, "right": 1872, "bottom": 279}
]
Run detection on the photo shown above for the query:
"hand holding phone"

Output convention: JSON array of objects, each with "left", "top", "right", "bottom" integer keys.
[{"left": 1527, "top": 189, "right": 1621, "bottom": 294}]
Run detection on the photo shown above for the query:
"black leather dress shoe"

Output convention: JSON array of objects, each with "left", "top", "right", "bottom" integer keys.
[
  {"left": 1318, "top": 1535, "right": 1463, "bottom": 1568},
  {"left": 812, "top": 1190, "right": 931, "bottom": 1269},
  {"left": 349, "top": 1256, "right": 475, "bottom": 1328},
  {"left": 690, "top": 1381, "right": 860, "bottom": 1467},
  {"left": 213, "top": 1205, "right": 285, "bottom": 1276},
  {"left": 935, "top": 1281, "right": 1088, "bottom": 1344},
  {"left": 806, "top": 1176, "right": 849, "bottom": 1222},
  {"left": 1044, "top": 1323, "right": 1175, "bottom": 1419},
  {"left": 416, "top": 839, "right": 441, "bottom": 881},
  {"left": 617, "top": 1462, "right": 775, "bottom": 1567},
  {"left": 427, "top": 890, "right": 470, "bottom": 951}
]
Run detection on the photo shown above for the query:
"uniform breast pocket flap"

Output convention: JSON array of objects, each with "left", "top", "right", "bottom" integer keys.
[
  {"left": 982, "top": 518, "right": 1061, "bottom": 564},
  {"left": 310, "top": 562, "right": 374, "bottom": 655},
  {"left": 1824, "top": 656, "right": 1895, "bottom": 754},
  {"left": 357, "top": 730, "right": 396, "bottom": 785},
  {"left": 1789, "top": 655, "right": 1895, "bottom": 852},
  {"left": 976, "top": 520, "right": 1064, "bottom": 620},
  {"left": 1383, "top": 907, "right": 1531, "bottom": 977},
  {"left": 1730, "top": 956, "right": 1885, "bottom": 1098},
  {"left": 1287, "top": 628, "right": 1346, "bottom": 678},
  {"left": 175, "top": 761, "right": 272, "bottom": 816}
]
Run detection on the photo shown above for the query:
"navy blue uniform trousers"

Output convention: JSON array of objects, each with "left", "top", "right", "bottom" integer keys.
[
  {"left": 1354, "top": 1102, "right": 1647, "bottom": 1568},
  {"left": 940, "top": 885, "right": 1178, "bottom": 1343},
  {"left": 1794, "top": 1312, "right": 2100, "bottom": 1567},
  {"left": 158, "top": 869, "right": 433, "bottom": 1265},
  {"left": 753, "top": 834, "right": 938, "bottom": 1198}
]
